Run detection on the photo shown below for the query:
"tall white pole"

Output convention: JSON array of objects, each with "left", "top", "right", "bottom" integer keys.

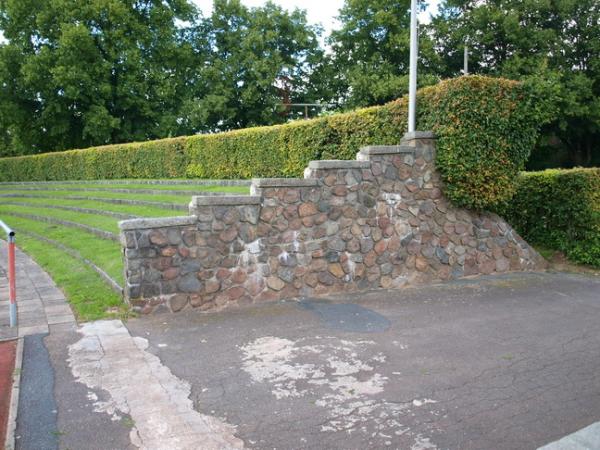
[
  {"left": 464, "top": 45, "right": 469, "bottom": 75},
  {"left": 408, "top": 0, "right": 418, "bottom": 133}
]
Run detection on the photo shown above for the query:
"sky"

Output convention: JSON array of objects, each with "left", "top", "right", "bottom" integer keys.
[
  {"left": 0, "top": 1, "right": 441, "bottom": 44},
  {"left": 191, "top": 0, "right": 442, "bottom": 35}
]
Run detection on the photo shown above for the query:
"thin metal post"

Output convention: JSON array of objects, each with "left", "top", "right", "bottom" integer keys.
[
  {"left": 0, "top": 220, "right": 17, "bottom": 327},
  {"left": 408, "top": 0, "right": 419, "bottom": 133},
  {"left": 464, "top": 45, "right": 469, "bottom": 75},
  {"left": 8, "top": 233, "right": 16, "bottom": 327}
]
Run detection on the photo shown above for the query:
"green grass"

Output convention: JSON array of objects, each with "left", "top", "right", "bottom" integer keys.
[
  {"left": 15, "top": 234, "right": 125, "bottom": 321},
  {"left": 0, "top": 179, "right": 248, "bottom": 321},
  {"left": 0, "top": 204, "right": 121, "bottom": 233},
  {"left": 0, "top": 196, "right": 185, "bottom": 217},
  {"left": 0, "top": 182, "right": 248, "bottom": 193},
  {"left": 533, "top": 245, "right": 556, "bottom": 261},
  {"left": 0, "top": 214, "right": 123, "bottom": 283},
  {"left": 0, "top": 188, "right": 197, "bottom": 205}
]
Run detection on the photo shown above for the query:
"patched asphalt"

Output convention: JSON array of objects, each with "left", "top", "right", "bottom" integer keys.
[
  {"left": 125, "top": 271, "right": 600, "bottom": 450},
  {"left": 43, "top": 323, "right": 135, "bottom": 450}
]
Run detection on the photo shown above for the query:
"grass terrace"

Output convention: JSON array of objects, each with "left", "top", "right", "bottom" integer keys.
[{"left": 0, "top": 179, "right": 250, "bottom": 321}]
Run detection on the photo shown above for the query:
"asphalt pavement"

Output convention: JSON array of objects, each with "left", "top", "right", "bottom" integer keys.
[
  {"left": 126, "top": 271, "right": 600, "bottom": 450},
  {"left": 12, "top": 270, "right": 600, "bottom": 450}
]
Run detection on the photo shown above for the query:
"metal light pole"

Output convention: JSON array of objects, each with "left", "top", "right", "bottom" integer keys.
[
  {"left": 464, "top": 44, "right": 469, "bottom": 75},
  {"left": 407, "top": 0, "right": 419, "bottom": 133}
]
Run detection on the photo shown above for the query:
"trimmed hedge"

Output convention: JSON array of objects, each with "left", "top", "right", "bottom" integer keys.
[
  {"left": 0, "top": 76, "right": 546, "bottom": 210},
  {"left": 500, "top": 168, "right": 600, "bottom": 268}
]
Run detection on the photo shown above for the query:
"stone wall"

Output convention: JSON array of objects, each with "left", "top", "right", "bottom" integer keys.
[{"left": 119, "top": 132, "right": 546, "bottom": 314}]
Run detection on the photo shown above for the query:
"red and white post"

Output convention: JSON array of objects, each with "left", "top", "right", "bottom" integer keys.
[{"left": 0, "top": 220, "right": 17, "bottom": 327}]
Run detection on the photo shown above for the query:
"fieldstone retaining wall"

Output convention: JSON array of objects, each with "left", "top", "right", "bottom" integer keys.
[{"left": 119, "top": 132, "right": 546, "bottom": 314}]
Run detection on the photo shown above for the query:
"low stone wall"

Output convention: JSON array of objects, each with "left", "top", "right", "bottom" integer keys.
[{"left": 119, "top": 132, "right": 546, "bottom": 313}]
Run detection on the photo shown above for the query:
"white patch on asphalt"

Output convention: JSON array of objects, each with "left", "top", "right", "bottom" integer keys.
[
  {"left": 68, "top": 320, "right": 244, "bottom": 450},
  {"left": 412, "top": 399, "right": 437, "bottom": 407},
  {"left": 412, "top": 435, "right": 438, "bottom": 449},
  {"left": 240, "top": 336, "right": 438, "bottom": 444}
]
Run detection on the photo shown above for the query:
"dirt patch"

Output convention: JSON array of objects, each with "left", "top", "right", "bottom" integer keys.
[{"left": 545, "top": 251, "right": 600, "bottom": 277}]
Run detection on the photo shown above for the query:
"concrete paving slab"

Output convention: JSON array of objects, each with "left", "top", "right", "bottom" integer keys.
[
  {"left": 44, "top": 305, "right": 74, "bottom": 316},
  {"left": 46, "top": 315, "right": 76, "bottom": 325},
  {"left": 125, "top": 271, "right": 600, "bottom": 450},
  {"left": 0, "top": 241, "right": 76, "bottom": 338},
  {"left": 539, "top": 421, "right": 600, "bottom": 449},
  {"left": 18, "top": 325, "right": 49, "bottom": 337}
]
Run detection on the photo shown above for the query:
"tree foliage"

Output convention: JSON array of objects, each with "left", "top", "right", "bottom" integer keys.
[
  {"left": 0, "top": 0, "right": 598, "bottom": 170},
  {"left": 182, "top": 0, "right": 323, "bottom": 132},
  {"left": 0, "top": 0, "right": 196, "bottom": 155},
  {"left": 324, "top": 0, "right": 440, "bottom": 108},
  {"left": 0, "top": 0, "right": 322, "bottom": 155},
  {"left": 429, "top": 0, "right": 600, "bottom": 167}
]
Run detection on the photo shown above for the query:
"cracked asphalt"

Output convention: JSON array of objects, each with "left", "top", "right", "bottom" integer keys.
[{"left": 123, "top": 271, "right": 600, "bottom": 450}]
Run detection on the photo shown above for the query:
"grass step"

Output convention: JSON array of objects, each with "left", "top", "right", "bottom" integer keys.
[
  {"left": 0, "top": 203, "right": 121, "bottom": 233},
  {"left": 0, "top": 179, "right": 251, "bottom": 186},
  {"left": 0, "top": 188, "right": 192, "bottom": 204},
  {"left": 0, "top": 215, "right": 123, "bottom": 283},
  {"left": 0, "top": 196, "right": 184, "bottom": 217},
  {"left": 0, "top": 193, "right": 188, "bottom": 210},
  {"left": 0, "top": 186, "right": 243, "bottom": 196},
  {"left": 0, "top": 201, "right": 139, "bottom": 220},
  {"left": 12, "top": 234, "right": 125, "bottom": 321},
  {"left": 1, "top": 211, "right": 118, "bottom": 241},
  {"left": 19, "top": 229, "right": 123, "bottom": 294}
]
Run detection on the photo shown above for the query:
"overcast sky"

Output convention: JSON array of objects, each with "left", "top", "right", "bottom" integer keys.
[{"left": 191, "top": 0, "right": 442, "bottom": 34}]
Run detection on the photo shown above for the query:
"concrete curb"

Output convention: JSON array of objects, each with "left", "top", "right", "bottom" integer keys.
[
  {"left": 4, "top": 337, "right": 23, "bottom": 450},
  {"left": 119, "top": 215, "right": 198, "bottom": 231}
]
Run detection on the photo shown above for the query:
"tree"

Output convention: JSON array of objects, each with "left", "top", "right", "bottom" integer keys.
[
  {"left": 325, "top": 0, "right": 440, "bottom": 108},
  {"left": 0, "top": 0, "right": 196, "bottom": 156},
  {"left": 181, "top": 0, "right": 324, "bottom": 132},
  {"left": 430, "top": 0, "right": 600, "bottom": 167}
]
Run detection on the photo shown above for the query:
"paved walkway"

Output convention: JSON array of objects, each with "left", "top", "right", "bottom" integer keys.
[
  {"left": 0, "top": 249, "right": 599, "bottom": 449},
  {"left": 0, "top": 241, "right": 75, "bottom": 341},
  {"left": 123, "top": 271, "right": 600, "bottom": 450}
]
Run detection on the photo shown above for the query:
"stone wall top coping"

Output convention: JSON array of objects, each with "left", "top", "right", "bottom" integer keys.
[
  {"left": 252, "top": 178, "right": 320, "bottom": 188},
  {"left": 308, "top": 160, "right": 371, "bottom": 170},
  {"left": 401, "top": 131, "right": 436, "bottom": 142},
  {"left": 359, "top": 145, "right": 415, "bottom": 155},
  {"left": 119, "top": 215, "right": 198, "bottom": 231},
  {"left": 190, "top": 195, "right": 262, "bottom": 206}
]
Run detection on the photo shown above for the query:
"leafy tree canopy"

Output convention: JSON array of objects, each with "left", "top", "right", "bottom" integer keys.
[
  {"left": 0, "top": 0, "right": 598, "bottom": 168},
  {"left": 0, "top": 0, "right": 322, "bottom": 155},
  {"left": 430, "top": 0, "right": 600, "bottom": 167},
  {"left": 0, "top": 0, "right": 196, "bottom": 155}
]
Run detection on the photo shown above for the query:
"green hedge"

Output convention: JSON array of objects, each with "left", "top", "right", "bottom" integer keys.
[
  {"left": 499, "top": 168, "right": 600, "bottom": 267},
  {"left": 0, "top": 76, "right": 547, "bottom": 210}
]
